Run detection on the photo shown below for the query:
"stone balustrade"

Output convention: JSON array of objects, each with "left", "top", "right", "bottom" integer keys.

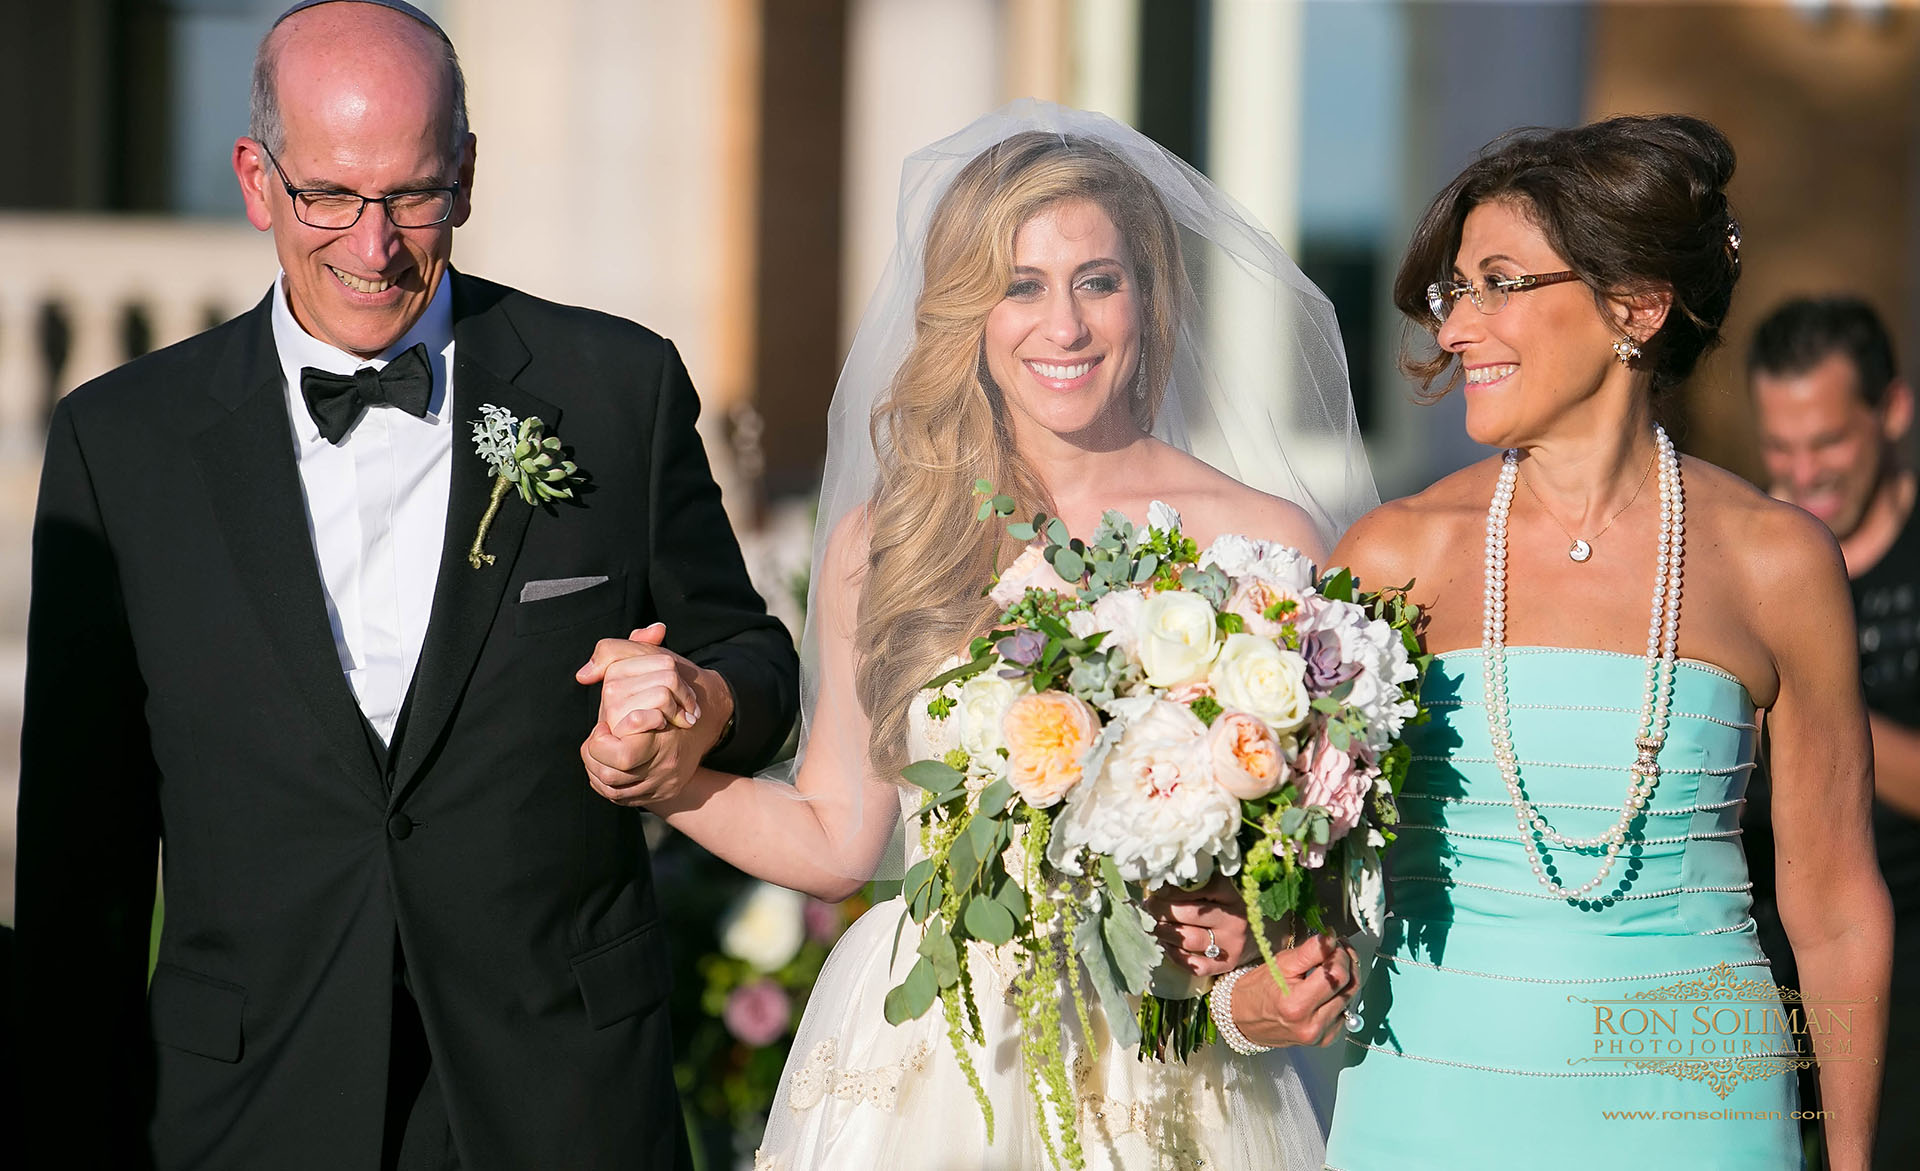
[{"left": 0, "top": 213, "right": 276, "bottom": 456}]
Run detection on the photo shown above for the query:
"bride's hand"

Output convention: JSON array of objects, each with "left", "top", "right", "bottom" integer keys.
[
  {"left": 1229, "top": 934, "right": 1359, "bottom": 1050},
  {"left": 575, "top": 625, "right": 733, "bottom": 807},
  {"left": 1147, "top": 874, "right": 1280, "bottom": 977}
]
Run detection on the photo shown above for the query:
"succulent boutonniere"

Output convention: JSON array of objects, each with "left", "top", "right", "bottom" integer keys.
[{"left": 467, "top": 403, "right": 581, "bottom": 568}]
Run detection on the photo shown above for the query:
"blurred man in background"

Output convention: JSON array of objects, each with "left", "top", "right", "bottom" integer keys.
[{"left": 1751, "top": 295, "right": 1915, "bottom": 1166}]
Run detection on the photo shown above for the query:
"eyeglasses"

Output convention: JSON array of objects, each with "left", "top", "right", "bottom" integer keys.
[
  {"left": 1425, "top": 270, "right": 1581, "bottom": 324},
  {"left": 258, "top": 141, "right": 459, "bottom": 230}
]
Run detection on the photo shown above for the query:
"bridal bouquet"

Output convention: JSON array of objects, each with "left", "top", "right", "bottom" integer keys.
[{"left": 885, "top": 488, "right": 1429, "bottom": 1169}]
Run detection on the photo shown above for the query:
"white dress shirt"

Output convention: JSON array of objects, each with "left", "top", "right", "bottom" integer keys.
[{"left": 272, "top": 273, "right": 455, "bottom": 745}]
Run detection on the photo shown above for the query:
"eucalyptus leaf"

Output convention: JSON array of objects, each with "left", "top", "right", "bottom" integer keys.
[
  {"left": 1045, "top": 517, "right": 1071, "bottom": 546},
  {"left": 948, "top": 823, "right": 980, "bottom": 890},
  {"left": 974, "top": 478, "right": 993, "bottom": 494},
  {"left": 1279, "top": 806, "right": 1308, "bottom": 837},
  {"left": 963, "top": 895, "right": 1018, "bottom": 945},
  {"left": 968, "top": 814, "right": 1003, "bottom": 876},
  {"left": 1073, "top": 910, "right": 1143, "bottom": 1050},
  {"left": 924, "top": 656, "right": 992, "bottom": 691},
  {"left": 976, "top": 778, "right": 1014, "bottom": 817},
  {"left": 1328, "top": 721, "right": 1353, "bottom": 751},
  {"left": 1007, "top": 522, "right": 1037, "bottom": 541},
  {"left": 883, "top": 955, "right": 940, "bottom": 1025},
  {"left": 1103, "top": 899, "right": 1163, "bottom": 997},
  {"left": 1133, "top": 552, "right": 1159, "bottom": 582},
  {"left": 976, "top": 500, "right": 994, "bottom": 522},
  {"left": 1052, "top": 549, "right": 1085, "bottom": 581},
  {"left": 902, "top": 760, "right": 965, "bottom": 793},
  {"left": 918, "top": 921, "right": 962, "bottom": 987},
  {"left": 911, "top": 787, "right": 966, "bottom": 820},
  {"left": 996, "top": 878, "right": 1029, "bottom": 922},
  {"left": 991, "top": 494, "right": 1016, "bottom": 516}
]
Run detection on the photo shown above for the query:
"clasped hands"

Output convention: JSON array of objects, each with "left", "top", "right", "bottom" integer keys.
[
  {"left": 576, "top": 624, "right": 733, "bottom": 807},
  {"left": 1149, "top": 874, "right": 1360, "bottom": 1049}
]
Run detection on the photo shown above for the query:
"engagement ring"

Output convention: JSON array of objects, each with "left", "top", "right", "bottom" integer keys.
[{"left": 1204, "top": 929, "right": 1222, "bottom": 960}]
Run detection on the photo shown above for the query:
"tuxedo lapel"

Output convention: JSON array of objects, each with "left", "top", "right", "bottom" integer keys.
[
  {"left": 192, "top": 299, "right": 387, "bottom": 806},
  {"left": 391, "top": 275, "right": 555, "bottom": 800}
]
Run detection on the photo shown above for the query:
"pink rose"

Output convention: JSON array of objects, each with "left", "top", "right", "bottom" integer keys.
[
  {"left": 990, "top": 545, "right": 1076, "bottom": 608},
  {"left": 1298, "top": 737, "right": 1369, "bottom": 866},
  {"left": 1002, "top": 692, "right": 1101, "bottom": 808},
  {"left": 723, "top": 978, "right": 793, "bottom": 1047},
  {"left": 1223, "top": 579, "right": 1300, "bottom": 642},
  {"left": 1164, "top": 680, "right": 1215, "bottom": 705},
  {"left": 1208, "top": 711, "right": 1285, "bottom": 800}
]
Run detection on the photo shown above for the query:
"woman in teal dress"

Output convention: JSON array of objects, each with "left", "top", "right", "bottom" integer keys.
[{"left": 1323, "top": 115, "right": 1891, "bottom": 1169}]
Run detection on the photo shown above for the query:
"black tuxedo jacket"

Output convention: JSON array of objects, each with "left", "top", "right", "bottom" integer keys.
[{"left": 14, "top": 273, "right": 799, "bottom": 1169}]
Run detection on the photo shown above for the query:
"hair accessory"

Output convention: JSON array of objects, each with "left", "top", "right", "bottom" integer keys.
[
  {"left": 1612, "top": 336, "right": 1642, "bottom": 366},
  {"left": 1725, "top": 218, "right": 1742, "bottom": 272}
]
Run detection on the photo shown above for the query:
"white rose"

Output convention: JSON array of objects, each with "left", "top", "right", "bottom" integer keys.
[
  {"left": 1088, "top": 588, "right": 1146, "bottom": 661},
  {"left": 1136, "top": 591, "right": 1221, "bottom": 688},
  {"left": 989, "top": 545, "right": 1075, "bottom": 608},
  {"left": 956, "top": 671, "right": 1024, "bottom": 760},
  {"left": 719, "top": 882, "right": 808, "bottom": 973},
  {"left": 1147, "top": 500, "right": 1183, "bottom": 534},
  {"left": 1208, "top": 633, "right": 1311, "bottom": 735}
]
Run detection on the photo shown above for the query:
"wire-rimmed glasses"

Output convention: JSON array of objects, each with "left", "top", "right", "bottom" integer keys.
[
  {"left": 258, "top": 141, "right": 459, "bottom": 230},
  {"left": 1425, "top": 270, "right": 1581, "bottom": 324}
]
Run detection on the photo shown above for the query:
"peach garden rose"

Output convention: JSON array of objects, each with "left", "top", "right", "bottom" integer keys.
[
  {"left": 1207, "top": 710, "right": 1285, "bottom": 800},
  {"left": 1001, "top": 691, "right": 1101, "bottom": 808}
]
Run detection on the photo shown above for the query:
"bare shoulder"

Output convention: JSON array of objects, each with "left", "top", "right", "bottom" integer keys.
[
  {"left": 1334, "top": 458, "right": 1503, "bottom": 587},
  {"left": 1685, "top": 457, "right": 1846, "bottom": 594},
  {"left": 1148, "top": 441, "right": 1321, "bottom": 554}
]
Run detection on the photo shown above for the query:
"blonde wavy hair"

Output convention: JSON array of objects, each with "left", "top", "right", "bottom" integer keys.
[{"left": 855, "top": 132, "right": 1186, "bottom": 777}]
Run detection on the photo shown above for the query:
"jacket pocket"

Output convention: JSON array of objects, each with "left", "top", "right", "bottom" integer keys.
[
  {"left": 570, "top": 921, "right": 672, "bottom": 1029},
  {"left": 148, "top": 963, "right": 246, "bottom": 1062},
  {"left": 514, "top": 573, "right": 625, "bottom": 637}
]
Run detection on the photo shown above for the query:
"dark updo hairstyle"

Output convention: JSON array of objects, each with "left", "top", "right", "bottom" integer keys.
[{"left": 1393, "top": 114, "right": 1742, "bottom": 397}]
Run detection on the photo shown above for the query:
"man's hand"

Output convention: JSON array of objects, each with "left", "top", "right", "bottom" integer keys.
[
  {"left": 1228, "top": 933, "right": 1359, "bottom": 1049},
  {"left": 1148, "top": 873, "right": 1280, "bottom": 978},
  {"left": 575, "top": 624, "right": 735, "bottom": 808}
]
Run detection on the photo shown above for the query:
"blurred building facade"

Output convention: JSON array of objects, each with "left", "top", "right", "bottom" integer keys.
[{"left": 2, "top": 1, "right": 1917, "bottom": 920}]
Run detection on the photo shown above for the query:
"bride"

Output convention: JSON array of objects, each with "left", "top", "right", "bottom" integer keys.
[{"left": 582, "top": 103, "right": 1376, "bottom": 1169}]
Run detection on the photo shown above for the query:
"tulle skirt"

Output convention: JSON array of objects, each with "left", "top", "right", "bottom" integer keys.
[{"left": 754, "top": 897, "right": 1334, "bottom": 1170}]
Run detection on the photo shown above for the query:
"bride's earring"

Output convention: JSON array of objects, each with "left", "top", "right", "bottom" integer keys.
[
  {"left": 1612, "top": 336, "right": 1642, "bottom": 366},
  {"left": 1132, "top": 357, "right": 1148, "bottom": 402}
]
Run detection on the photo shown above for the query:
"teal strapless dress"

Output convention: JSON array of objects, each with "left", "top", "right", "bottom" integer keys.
[{"left": 1323, "top": 648, "right": 1801, "bottom": 1169}]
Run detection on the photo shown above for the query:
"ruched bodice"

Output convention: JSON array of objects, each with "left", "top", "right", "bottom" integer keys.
[{"left": 1324, "top": 649, "right": 1801, "bottom": 1170}]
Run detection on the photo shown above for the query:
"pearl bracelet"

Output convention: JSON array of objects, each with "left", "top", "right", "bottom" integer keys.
[{"left": 1210, "top": 963, "right": 1273, "bottom": 1056}]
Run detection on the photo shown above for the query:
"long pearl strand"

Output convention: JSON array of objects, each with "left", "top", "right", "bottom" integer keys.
[{"left": 1482, "top": 425, "right": 1683, "bottom": 901}]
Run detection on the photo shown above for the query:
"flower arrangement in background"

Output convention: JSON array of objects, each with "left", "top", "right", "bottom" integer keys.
[{"left": 661, "top": 840, "right": 870, "bottom": 1168}]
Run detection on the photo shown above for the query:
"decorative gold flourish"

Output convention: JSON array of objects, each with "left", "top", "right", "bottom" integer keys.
[{"left": 1625, "top": 1054, "right": 1815, "bottom": 1100}]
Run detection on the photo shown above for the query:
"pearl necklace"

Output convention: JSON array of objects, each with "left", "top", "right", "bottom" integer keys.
[{"left": 1482, "top": 426, "right": 1683, "bottom": 901}]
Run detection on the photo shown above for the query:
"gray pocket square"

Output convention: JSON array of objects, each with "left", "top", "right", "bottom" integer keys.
[{"left": 520, "top": 575, "right": 611, "bottom": 604}]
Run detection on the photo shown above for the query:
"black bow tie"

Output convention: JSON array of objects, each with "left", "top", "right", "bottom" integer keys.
[{"left": 300, "top": 342, "right": 434, "bottom": 444}]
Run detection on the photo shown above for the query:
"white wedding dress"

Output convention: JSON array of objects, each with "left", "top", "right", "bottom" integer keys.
[{"left": 753, "top": 708, "right": 1334, "bottom": 1171}]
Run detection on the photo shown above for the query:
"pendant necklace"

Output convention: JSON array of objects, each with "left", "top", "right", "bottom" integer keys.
[{"left": 1517, "top": 444, "right": 1656, "bottom": 563}]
